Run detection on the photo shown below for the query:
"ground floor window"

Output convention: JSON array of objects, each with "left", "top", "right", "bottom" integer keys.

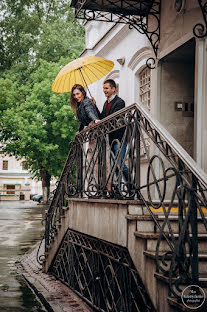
[{"left": 6, "top": 185, "right": 15, "bottom": 194}]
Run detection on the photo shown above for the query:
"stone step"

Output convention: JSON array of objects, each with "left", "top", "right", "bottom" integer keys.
[
  {"left": 167, "top": 297, "right": 207, "bottom": 312},
  {"left": 154, "top": 272, "right": 207, "bottom": 288},
  {"left": 144, "top": 251, "right": 207, "bottom": 274},
  {"left": 127, "top": 214, "right": 207, "bottom": 234},
  {"left": 128, "top": 204, "right": 207, "bottom": 216},
  {"left": 134, "top": 232, "right": 207, "bottom": 252}
]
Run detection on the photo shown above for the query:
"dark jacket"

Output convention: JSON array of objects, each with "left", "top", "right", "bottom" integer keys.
[
  {"left": 101, "top": 95, "right": 126, "bottom": 144},
  {"left": 77, "top": 97, "right": 100, "bottom": 131}
]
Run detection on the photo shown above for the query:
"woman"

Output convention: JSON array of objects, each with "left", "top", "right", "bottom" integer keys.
[{"left": 70, "top": 84, "right": 100, "bottom": 131}]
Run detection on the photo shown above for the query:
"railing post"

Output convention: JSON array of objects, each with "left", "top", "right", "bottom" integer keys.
[
  {"left": 45, "top": 212, "right": 49, "bottom": 252},
  {"left": 189, "top": 175, "right": 199, "bottom": 282},
  {"left": 77, "top": 143, "right": 83, "bottom": 197},
  {"left": 135, "top": 112, "right": 141, "bottom": 196},
  {"left": 98, "top": 137, "right": 106, "bottom": 196}
]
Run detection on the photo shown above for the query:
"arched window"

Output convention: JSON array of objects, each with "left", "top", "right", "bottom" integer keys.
[{"left": 139, "top": 67, "right": 151, "bottom": 110}]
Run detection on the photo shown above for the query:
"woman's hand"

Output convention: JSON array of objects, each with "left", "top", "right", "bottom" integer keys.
[
  {"left": 90, "top": 97, "right": 96, "bottom": 105},
  {"left": 88, "top": 120, "right": 99, "bottom": 127},
  {"left": 88, "top": 121, "right": 94, "bottom": 127}
]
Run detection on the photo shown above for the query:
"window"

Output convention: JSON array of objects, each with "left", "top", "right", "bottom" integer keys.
[
  {"left": 2, "top": 160, "right": 8, "bottom": 170},
  {"left": 139, "top": 67, "right": 151, "bottom": 110},
  {"left": 6, "top": 185, "right": 15, "bottom": 194}
]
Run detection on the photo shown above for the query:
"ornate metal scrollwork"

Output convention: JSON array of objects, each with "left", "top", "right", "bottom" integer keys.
[
  {"left": 146, "top": 57, "right": 156, "bottom": 69},
  {"left": 71, "top": 0, "right": 160, "bottom": 58},
  {"left": 51, "top": 229, "right": 156, "bottom": 312},
  {"left": 193, "top": 0, "right": 207, "bottom": 38}
]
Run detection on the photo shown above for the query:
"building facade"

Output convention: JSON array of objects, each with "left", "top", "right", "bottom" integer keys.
[{"left": 75, "top": 0, "right": 207, "bottom": 173}]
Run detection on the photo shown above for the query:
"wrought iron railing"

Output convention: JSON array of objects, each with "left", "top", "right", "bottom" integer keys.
[
  {"left": 51, "top": 229, "right": 156, "bottom": 312},
  {"left": 45, "top": 101, "right": 207, "bottom": 298}
]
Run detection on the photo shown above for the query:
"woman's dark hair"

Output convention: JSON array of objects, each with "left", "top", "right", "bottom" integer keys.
[{"left": 70, "top": 84, "right": 87, "bottom": 115}]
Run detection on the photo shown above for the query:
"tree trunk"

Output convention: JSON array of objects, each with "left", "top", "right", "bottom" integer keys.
[{"left": 41, "top": 169, "right": 51, "bottom": 204}]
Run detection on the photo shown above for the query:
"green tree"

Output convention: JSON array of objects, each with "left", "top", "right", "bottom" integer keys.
[
  {"left": 0, "top": 0, "right": 84, "bottom": 73},
  {"left": 1, "top": 59, "right": 79, "bottom": 201},
  {"left": 0, "top": 1, "right": 84, "bottom": 201}
]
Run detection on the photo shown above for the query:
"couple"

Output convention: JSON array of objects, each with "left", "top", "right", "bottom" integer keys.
[{"left": 70, "top": 79, "right": 129, "bottom": 195}]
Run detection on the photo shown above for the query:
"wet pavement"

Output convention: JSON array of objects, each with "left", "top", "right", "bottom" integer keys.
[
  {"left": 0, "top": 200, "right": 46, "bottom": 312},
  {"left": 19, "top": 245, "right": 92, "bottom": 312}
]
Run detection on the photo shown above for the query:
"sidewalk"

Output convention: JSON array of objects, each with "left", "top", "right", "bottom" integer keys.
[{"left": 17, "top": 243, "right": 92, "bottom": 312}]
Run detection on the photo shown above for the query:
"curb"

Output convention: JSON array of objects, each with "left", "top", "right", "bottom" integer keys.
[{"left": 17, "top": 244, "right": 92, "bottom": 312}]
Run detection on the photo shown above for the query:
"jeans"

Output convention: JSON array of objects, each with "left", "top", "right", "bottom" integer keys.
[{"left": 111, "top": 141, "right": 129, "bottom": 183}]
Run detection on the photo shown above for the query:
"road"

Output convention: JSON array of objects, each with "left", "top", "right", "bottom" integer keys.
[{"left": 0, "top": 200, "right": 46, "bottom": 312}]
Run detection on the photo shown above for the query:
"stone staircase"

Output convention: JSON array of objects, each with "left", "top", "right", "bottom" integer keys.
[
  {"left": 126, "top": 209, "right": 207, "bottom": 312},
  {"left": 43, "top": 198, "right": 207, "bottom": 311}
]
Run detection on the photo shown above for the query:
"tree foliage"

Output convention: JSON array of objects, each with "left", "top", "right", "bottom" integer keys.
[
  {"left": 0, "top": 0, "right": 84, "bottom": 72},
  {"left": 0, "top": 1, "right": 84, "bottom": 186},
  {"left": 1, "top": 59, "right": 79, "bottom": 178}
]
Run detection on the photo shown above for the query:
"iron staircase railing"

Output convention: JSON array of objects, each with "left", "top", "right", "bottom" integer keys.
[{"left": 45, "top": 101, "right": 207, "bottom": 299}]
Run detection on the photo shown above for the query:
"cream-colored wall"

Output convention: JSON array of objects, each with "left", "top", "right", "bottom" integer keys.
[
  {"left": 194, "top": 37, "right": 207, "bottom": 172},
  {"left": 157, "top": 0, "right": 207, "bottom": 169},
  {"left": 201, "top": 38, "right": 207, "bottom": 172},
  {"left": 159, "top": 0, "right": 201, "bottom": 54},
  {"left": 160, "top": 61, "right": 194, "bottom": 157},
  {"left": 0, "top": 154, "right": 24, "bottom": 171}
]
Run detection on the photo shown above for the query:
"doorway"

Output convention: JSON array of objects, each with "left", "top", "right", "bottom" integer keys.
[{"left": 159, "top": 38, "right": 195, "bottom": 158}]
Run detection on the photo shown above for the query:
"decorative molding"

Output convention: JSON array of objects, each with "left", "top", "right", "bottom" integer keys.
[
  {"left": 105, "top": 69, "right": 120, "bottom": 81},
  {"left": 128, "top": 47, "right": 154, "bottom": 70},
  {"left": 117, "top": 57, "right": 125, "bottom": 65},
  {"left": 174, "top": 0, "right": 186, "bottom": 13}
]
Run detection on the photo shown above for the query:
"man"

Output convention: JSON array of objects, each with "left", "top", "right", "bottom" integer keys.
[{"left": 100, "top": 79, "right": 129, "bottom": 190}]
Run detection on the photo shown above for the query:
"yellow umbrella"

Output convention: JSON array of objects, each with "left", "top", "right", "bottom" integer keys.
[{"left": 51, "top": 56, "right": 114, "bottom": 94}]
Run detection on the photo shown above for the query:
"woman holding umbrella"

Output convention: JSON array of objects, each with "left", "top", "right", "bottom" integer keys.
[
  {"left": 70, "top": 84, "right": 100, "bottom": 132},
  {"left": 52, "top": 56, "right": 114, "bottom": 131}
]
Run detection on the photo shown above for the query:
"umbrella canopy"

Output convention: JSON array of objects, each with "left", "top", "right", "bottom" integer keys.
[{"left": 52, "top": 56, "right": 114, "bottom": 93}]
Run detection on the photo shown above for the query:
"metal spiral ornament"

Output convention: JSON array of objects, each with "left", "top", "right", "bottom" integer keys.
[
  {"left": 193, "top": 1, "right": 207, "bottom": 38},
  {"left": 146, "top": 57, "right": 156, "bottom": 69}
]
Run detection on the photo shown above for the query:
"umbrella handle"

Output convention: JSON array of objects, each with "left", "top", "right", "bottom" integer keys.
[{"left": 79, "top": 68, "right": 93, "bottom": 98}]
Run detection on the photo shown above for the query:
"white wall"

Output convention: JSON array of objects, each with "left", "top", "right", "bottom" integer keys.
[{"left": 82, "top": 22, "right": 153, "bottom": 111}]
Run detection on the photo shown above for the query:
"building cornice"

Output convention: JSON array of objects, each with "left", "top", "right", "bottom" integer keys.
[{"left": 0, "top": 171, "right": 32, "bottom": 176}]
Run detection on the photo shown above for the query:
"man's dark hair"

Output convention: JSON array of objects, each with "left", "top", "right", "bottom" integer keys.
[{"left": 104, "top": 79, "right": 116, "bottom": 89}]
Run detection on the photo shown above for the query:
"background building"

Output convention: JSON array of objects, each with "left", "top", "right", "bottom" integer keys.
[{"left": 0, "top": 153, "right": 56, "bottom": 201}]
